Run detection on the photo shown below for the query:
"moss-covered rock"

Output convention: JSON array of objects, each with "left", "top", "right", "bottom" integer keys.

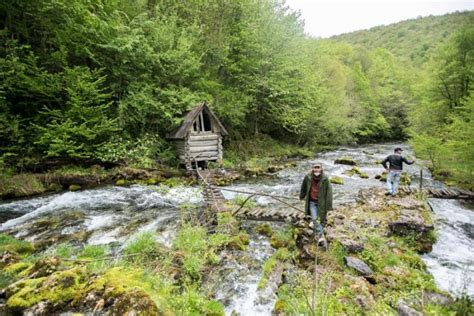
[
  {"left": 375, "top": 172, "right": 411, "bottom": 185},
  {"left": 227, "top": 232, "right": 250, "bottom": 250},
  {"left": 345, "top": 166, "right": 369, "bottom": 179},
  {"left": 115, "top": 179, "right": 126, "bottom": 186},
  {"left": 68, "top": 184, "right": 82, "bottom": 191},
  {"left": 255, "top": 223, "right": 273, "bottom": 236},
  {"left": 330, "top": 176, "right": 344, "bottom": 185},
  {"left": 110, "top": 288, "right": 160, "bottom": 315},
  {"left": 335, "top": 157, "right": 357, "bottom": 166},
  {"left": 4, "top": 261, "right": 33, "bottom": 277},
  {"left": 6, "top": 267, "right": 87, "bottom": 312}
]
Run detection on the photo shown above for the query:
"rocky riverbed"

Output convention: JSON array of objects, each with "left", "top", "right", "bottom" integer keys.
[{"left": 0, "top": 143, "right": 472, "bottom": 315}]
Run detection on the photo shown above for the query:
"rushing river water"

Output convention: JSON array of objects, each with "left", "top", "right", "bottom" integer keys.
[{"left": 0, "top": 143, "right": 473, "bottom": 314}]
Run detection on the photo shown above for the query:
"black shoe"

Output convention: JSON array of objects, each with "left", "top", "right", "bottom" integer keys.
[{"left": 385, "top": 192, "right": 391, "bottom": 196}]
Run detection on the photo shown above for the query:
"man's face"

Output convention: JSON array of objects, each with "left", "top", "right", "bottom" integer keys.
[{"left": 312, "top": 166, "right": 322, "bottom": 174}]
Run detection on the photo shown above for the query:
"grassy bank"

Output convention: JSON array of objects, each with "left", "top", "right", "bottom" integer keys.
[
  {"left": 0, "top": 204, "right": 250, "bottom": 315},
  {"left": 1, "top": 186, "right": 472, "bottom": 314},
  {"left": 0, "top": 136, "right": 323, "bottom": 200}
]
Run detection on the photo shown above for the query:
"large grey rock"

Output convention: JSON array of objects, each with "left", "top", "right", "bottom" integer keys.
[
  {"left": 334, "top": 157, "right": 357, "bottom": 166},
  {"left": 397, "top": 300, "right": 422, "bottom": 316},
  {"left": 389, "top": 210, "right": 434, "bottom": 236},
  {"left": 344, "top": 256, "right": 373, "bottom": 276},
  {"left": 339, "top": 239, "right": 364, "bottom": 253}
]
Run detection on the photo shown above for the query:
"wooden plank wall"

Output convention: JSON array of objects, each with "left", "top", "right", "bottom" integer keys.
[{"left": 187, "top": 133, "right": 220, "bottom": 161}]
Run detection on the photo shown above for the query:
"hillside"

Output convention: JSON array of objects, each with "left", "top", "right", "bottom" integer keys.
[{"left": 332, "top": 10, "right": 474, "bottom": 65}]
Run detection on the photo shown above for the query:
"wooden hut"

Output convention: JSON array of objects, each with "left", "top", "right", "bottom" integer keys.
[{"left": 168, "top": 102, "right": 228, "bottom": 169}]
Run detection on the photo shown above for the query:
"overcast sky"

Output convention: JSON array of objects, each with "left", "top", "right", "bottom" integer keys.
[{"left": 285, "top": 0, "right": 474, "bottom": 38}]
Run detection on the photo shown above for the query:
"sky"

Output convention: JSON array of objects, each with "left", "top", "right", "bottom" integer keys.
[{"left": 285, "top": 0, "right": 474, "bottom": 38}]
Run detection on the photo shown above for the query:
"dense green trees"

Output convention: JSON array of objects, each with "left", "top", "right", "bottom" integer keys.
[
  {"left": 0, "top": 0, "right": 398, "bottom": 165},
  {"left": 409, "top": 25, "right": 473, "bottom": 186},
  {"left": 0, "top": 0, "right": 472, "bottom": 187}
]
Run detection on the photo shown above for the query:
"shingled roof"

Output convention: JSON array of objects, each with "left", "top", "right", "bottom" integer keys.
[{"left": 167, "top": 102, "right": 228, "bottom": 139}]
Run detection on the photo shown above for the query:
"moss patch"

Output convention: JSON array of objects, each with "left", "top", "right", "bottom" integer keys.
[{"left": 330, "top": 176, "right": 344, "bottom": 185}]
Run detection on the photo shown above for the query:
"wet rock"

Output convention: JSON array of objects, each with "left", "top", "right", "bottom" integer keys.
[
  {"left": 423, "top": 291, "right": 452, "bottom": 306},
  {"left": 344, "top": 256, "right": 373, "bottom": 277},
  {"left": 267, "top": 164, "right": 285, "bottom": 173},
  {"left": 334, "top": 157, "right": 357, "bottom": 166},
  {"left": 339, "top": 239, "right": 364, "bottom": 253},
  {"left": 397, "top": 300, "right": 422, "bottom": 316},
  {"left": 68, "top": 184, "right": 81, "bottom": 191}
]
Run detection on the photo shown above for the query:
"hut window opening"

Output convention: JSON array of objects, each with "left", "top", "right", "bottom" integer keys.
[{"left": 193, "top": 111, "right": 212, "bottom": 133}]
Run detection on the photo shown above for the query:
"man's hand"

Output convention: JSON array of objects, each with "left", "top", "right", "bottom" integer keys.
[{"left": 383, "top": 168, "right": 389, "bottom": 173}]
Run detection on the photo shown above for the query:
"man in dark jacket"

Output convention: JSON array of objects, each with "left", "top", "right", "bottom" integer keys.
[
  {"left": 299, "top": 163, "right": 333, "bottom": 242},
  {"left": 381, "top": 147, "right": 415, "bottom": 196}
]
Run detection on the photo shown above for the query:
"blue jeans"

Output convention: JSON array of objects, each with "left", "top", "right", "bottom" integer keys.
[
  {"left": 386, "top": 171, "right": 401, "bottom": 195},
  {"left": 309, "top": 201, "right": 324, "bottom": 237}
]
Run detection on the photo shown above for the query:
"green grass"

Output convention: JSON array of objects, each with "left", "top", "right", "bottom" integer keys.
[
  {"left": 224, "top": 135, "right": 315, "bottom": 167},
  {"left": 0, "top": 173, "right": 46, "bottom": 199},
  {"left": 0, "top": 233, "right": 34, "bottom": 255}
]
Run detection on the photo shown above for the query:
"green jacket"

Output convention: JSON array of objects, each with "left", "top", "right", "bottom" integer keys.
[{"left": 299, "top": 173, "right": 333, "bottom": 223}]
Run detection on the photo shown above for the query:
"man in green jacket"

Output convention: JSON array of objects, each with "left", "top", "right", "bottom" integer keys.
[{"left": 299, "top": 163, "right": 333, "bottom": 243}]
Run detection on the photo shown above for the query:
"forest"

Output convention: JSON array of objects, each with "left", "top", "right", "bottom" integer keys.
[{"left": 0, "top": 1, "right": 473, "bottom": 187}]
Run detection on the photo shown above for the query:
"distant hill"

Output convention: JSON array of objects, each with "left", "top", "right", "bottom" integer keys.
[{"left": 331, "top": 10, "right": 474, "bottom": 65}]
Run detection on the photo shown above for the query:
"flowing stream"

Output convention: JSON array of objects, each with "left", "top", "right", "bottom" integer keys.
[{"left": 0, "top": 143, "right": 472, "bottom": 314}]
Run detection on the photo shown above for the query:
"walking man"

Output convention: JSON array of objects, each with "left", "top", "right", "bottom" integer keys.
[
  {"left": 299, "top": 163, "right": 333, "bottom": 244},
  {"left": 381, "top": 147, "right": 415, "bottom": 196}
]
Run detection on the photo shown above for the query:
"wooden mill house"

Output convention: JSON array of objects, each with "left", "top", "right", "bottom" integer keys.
[{"left": 168, "top": 102, "right": 228, "bottom": 169}]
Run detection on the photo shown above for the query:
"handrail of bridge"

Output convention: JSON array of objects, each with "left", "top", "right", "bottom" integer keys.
[{"left": 190, "top": 155, "right": 305, "bottom": 214}]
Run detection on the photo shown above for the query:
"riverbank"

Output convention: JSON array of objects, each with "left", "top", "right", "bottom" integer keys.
[
  {"left": 1, "top": 187, "right": 471, "bottom": 315},
  {"left": 0, "top": 137, "right": 317, "bottom": 200}
]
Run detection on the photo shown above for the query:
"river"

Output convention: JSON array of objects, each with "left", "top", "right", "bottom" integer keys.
[{"left": 0, "top": 143, "right": 472, "bottom": 314}]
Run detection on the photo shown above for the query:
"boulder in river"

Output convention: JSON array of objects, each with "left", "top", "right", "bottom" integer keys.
[
  {"left": 388, "top": 210, "right": 434, "bottom": 235},
  {"left": 330, "top": 176, "right": 344, "bottom": 185},
  {"left": 334, "top": 157, "right": 357, "bottom": 166},
  {"left": 388, "top": 209, "right": 435, "bottom": 253}
]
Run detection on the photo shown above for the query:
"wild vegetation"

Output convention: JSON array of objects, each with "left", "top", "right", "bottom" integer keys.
[{"left": 1, "top": 1, "right": 471, "bottom": 190}]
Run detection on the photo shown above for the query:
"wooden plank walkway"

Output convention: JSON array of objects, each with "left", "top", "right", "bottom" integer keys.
[
  {"left": 194, "top": 168, "right": 306, "bottom": 222},
  {"left": 232, "top": 207, "right": 305, "bottom": 222},
  {"left": 399, "top": 185, "right": 474, "bottom": 200}
]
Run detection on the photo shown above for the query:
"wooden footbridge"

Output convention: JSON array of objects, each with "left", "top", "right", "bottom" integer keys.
[
  {"left": 196, "top": 168, "right": 306, "bottom": 222},
  {"left": 398, "top": 185, "right": 474, "bottom": 200},
  {"left": 194, "top": 167, "right": 473, "bottom": 222}
]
